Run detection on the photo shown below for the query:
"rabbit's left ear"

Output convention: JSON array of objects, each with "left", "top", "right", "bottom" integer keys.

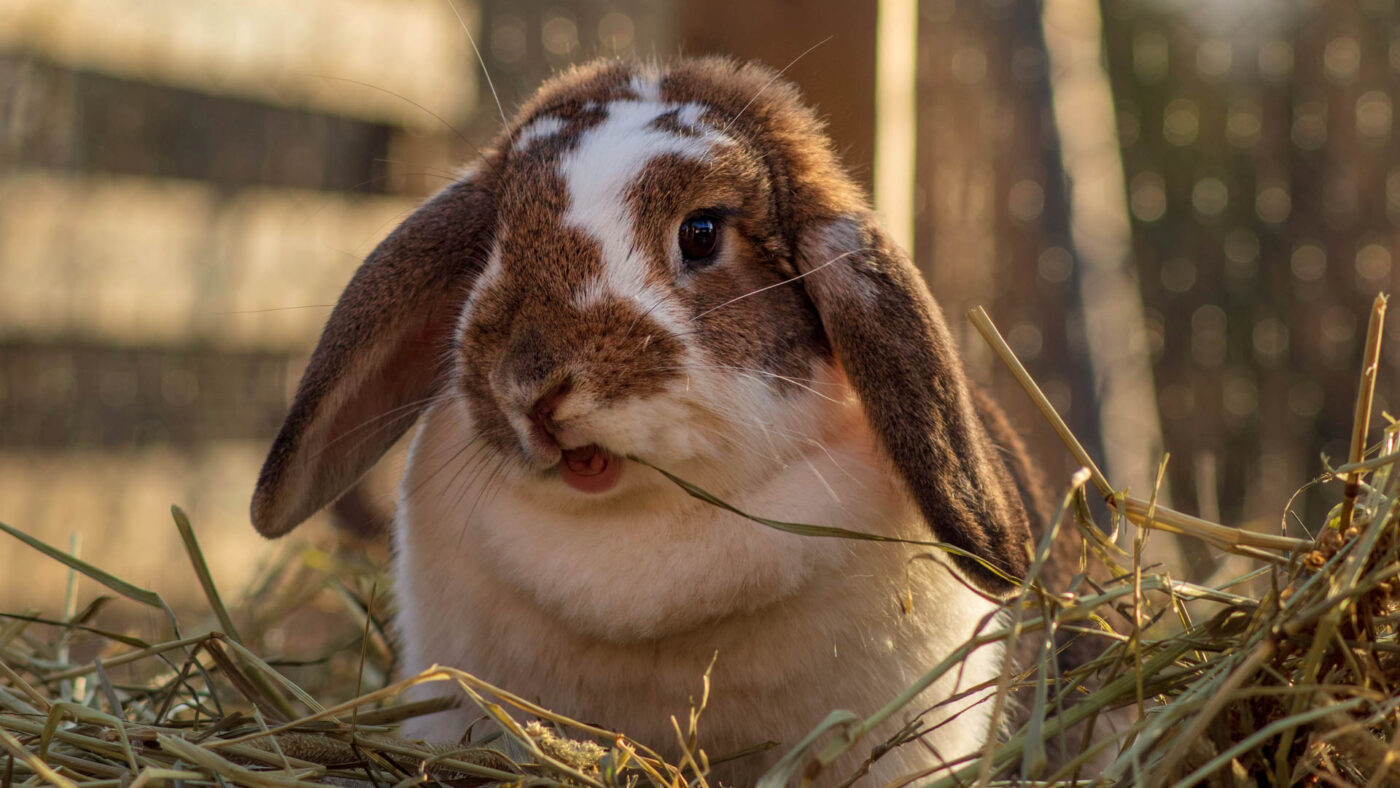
[{"left": 796, "top": 214, "right": 1032, "bottom": 596}]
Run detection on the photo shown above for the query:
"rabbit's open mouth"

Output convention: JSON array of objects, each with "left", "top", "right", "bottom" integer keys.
[{"left": 557, "top": 444, "right": 622, "bottom": 493}]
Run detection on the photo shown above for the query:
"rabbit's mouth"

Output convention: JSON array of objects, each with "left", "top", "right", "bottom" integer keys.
[{"left": 557, "top": 444, "right": 622, "bottom": 493}]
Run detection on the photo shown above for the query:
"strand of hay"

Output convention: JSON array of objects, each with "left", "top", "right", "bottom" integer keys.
[{"left": 3, "top": 299, "right": 1398, "bottom": 785}]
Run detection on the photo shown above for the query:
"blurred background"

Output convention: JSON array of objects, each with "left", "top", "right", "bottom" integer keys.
[{"left": 1, "top": 0, "right": 1397, "bottom": 613}]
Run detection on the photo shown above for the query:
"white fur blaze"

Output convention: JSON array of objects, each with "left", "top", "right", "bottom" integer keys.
[{"left": 555, "top": 85, "right": 730, "bottom": 341}]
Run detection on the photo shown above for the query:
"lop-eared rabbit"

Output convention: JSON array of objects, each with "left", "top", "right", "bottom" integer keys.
[{"left": 252, "top": 57, "right": 1059, "bottom": 785}]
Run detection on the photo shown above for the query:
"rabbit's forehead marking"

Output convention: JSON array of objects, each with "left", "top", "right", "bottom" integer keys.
[{"left": 547, "top": 95, "right": 731, "bottom": 331}]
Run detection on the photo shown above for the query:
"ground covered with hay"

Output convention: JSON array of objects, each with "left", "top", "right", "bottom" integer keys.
[{"left": 4, "top": 303, "right": 1400, "bottom": 787}]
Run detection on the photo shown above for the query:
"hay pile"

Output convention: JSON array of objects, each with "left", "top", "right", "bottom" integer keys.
[{"left": 3, "top": 300, "right": 1399, "bottom": 787}]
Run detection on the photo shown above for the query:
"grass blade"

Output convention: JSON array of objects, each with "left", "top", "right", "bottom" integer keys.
[
  {"left": 0, "top": 520, "right": 181, "bottom": 637},
  {"left": 637, "top": 460, "right": 1021, "bottom": 587},
  {"left": 171, "top": 506, "right": 243, "bottom": 643}
]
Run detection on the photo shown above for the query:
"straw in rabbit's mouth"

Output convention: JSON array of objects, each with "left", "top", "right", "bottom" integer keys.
[{"left": 558, "top": 444, "right": 622, "bottom": 493}]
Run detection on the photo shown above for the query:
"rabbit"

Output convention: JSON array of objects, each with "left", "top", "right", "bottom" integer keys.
[{"left": 250, "top": 57, "right": 1054, "bottom": 786}]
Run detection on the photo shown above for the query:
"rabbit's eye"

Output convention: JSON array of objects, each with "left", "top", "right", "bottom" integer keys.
[{"left": 678, "top": 214, "right": 720, "bottom": 265}]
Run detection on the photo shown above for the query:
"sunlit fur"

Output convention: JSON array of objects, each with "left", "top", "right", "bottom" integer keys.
[
  {"left": 392, "top": 68, "right": 1004, "bottom": 784},
  {"left": 253, "top": 58, "right": 1037, "bottom": 786}
]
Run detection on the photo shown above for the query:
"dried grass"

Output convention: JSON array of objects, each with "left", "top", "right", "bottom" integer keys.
[{"left": 4, "top": 299, "right": 1399, "bottom": 786}]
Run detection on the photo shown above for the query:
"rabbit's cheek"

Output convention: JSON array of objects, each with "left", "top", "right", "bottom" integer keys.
[{"left": 558, "top": 393, "right": 717, "bottom": 467}]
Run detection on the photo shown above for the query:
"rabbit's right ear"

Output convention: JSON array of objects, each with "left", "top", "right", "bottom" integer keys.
[{"left": 251, "top": 175, "right": 497, "bottom": 537}]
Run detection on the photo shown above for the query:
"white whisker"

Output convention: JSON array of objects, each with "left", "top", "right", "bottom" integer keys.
[
  {"left": 691, "top": 364, "right": 846, "bottom": 403},
  {"left": 310, "top": 391, "right": 460, "bottom": 461},
  {"left": 803, "top": 456, "right": 841, "bottom": 503},
  {"left": 650, "top": 364, "right": 845, "bottom": 390},
  {"left": 446, "top": 0, "right": 507, "bottom": 131},
  {"left": 689, "top": 249, "right": 865, "bottom": 323},
  {"left": 721, "top": 37, "right": 833, "bottom": 137}
]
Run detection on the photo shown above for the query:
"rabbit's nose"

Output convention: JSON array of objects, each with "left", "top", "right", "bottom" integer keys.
[{"left": 528, "top": 379, "right": 573, "bottom": 438}]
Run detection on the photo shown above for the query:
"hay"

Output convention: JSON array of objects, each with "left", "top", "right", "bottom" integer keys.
[
  {"left": 4, "top": 298, "right": 1399, "bottom": 786},
  {"left": 0, "top": 513, "right": 700, "bottom": 787}
]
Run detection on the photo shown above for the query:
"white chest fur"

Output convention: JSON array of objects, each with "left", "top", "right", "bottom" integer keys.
[{"left": 392, "top": 398, "right": 1002, "bottom": 785}]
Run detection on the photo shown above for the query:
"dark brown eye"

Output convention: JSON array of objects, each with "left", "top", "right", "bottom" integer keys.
[{"left": 678, "top": 214, "right": 720, "bottom": 265}]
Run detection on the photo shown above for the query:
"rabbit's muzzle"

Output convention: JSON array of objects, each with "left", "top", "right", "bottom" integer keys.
[{"left": 470, "top": 293, "right": 685, "bottom": 478}]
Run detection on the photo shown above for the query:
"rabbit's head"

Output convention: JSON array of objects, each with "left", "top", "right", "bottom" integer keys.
[{"left": 251, "top": 57, "right": 1032, "bottom": 594}]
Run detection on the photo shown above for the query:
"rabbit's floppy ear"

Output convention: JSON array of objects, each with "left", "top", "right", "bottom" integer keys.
[
  {"left": 797, "top": 214, "right": 1032, "bottom": 595},
  {"left": 251, "top": 175, "right": 497, "bottom": 537}
]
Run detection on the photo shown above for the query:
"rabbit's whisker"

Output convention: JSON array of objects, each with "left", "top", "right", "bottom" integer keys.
[
  {"left": 216, "top": 304, "right": 336, "bottom": 315},
  {"left": 622, "top": 294, "right": 670, "bottom": 341},
  {"left": 298, "top": 74, "right": 477, "bottom": 150},
  {"left": 688, "top": 397, "right": 865, "bottom": 487},
  {"left": 721, "top": 36, "right": 833, "bottom": 136},
  {"left": 470, "top": 456, "right": 513, "bottom": 528},
  {"left": 688, "top": 249, "right": 867, "bottom": 323},
  {"left": 651, "top": 408, "right": 866, "bottom": 505},
  {"left": 443, "top": 438, "right": 499, "bottom": 510},
  {"left": 445, "top": 0, "right": 508, "bottom": 132},
  {"left": 649, "top": 364, "right": 846, "bottom": 390},
  {"left": 801, "top": 456, "right": 841, "bottom": 504},
  {"left": 673, "top": 363, "right": 847, "bottom": 403},
  {"left": 402, "top": 429, "right": 488, "bottom": 505},
  {"left": 311, "top": 392, "right": 460, "bottom": 459},
  {"left": 685, "top": 402, "right": 809, "bottom": 453},
  {"left": 444, "top": 441, "right": 502, "bottom": 551}
]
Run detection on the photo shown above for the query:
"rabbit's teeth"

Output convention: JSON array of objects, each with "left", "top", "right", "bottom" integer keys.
[
  {"left": 558, "top": 445, "right": 622, "bottom": 493},
  {"left": 562, "top": 445, "right": 603, "bottom": 473}
]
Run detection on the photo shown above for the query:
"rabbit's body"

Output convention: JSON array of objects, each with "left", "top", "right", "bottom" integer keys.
[
  {"left": 395, "top": 375, "right": 1001, "bottom": 782},
  {"left": 254, "top": 58, "right": 1045, "bottom": 785}
]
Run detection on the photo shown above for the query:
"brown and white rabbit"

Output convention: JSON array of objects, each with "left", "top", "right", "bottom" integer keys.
[{"left": 251, "top": 57, "right": 1050, "bottom": 785}]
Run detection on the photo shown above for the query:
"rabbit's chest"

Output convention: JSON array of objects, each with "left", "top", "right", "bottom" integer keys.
[
  {"left": 392, "top": 400, "right": 1002, "bottom": 782},
  {"left": 395, "top": 398, "right": 910, "bottom": 641}
]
